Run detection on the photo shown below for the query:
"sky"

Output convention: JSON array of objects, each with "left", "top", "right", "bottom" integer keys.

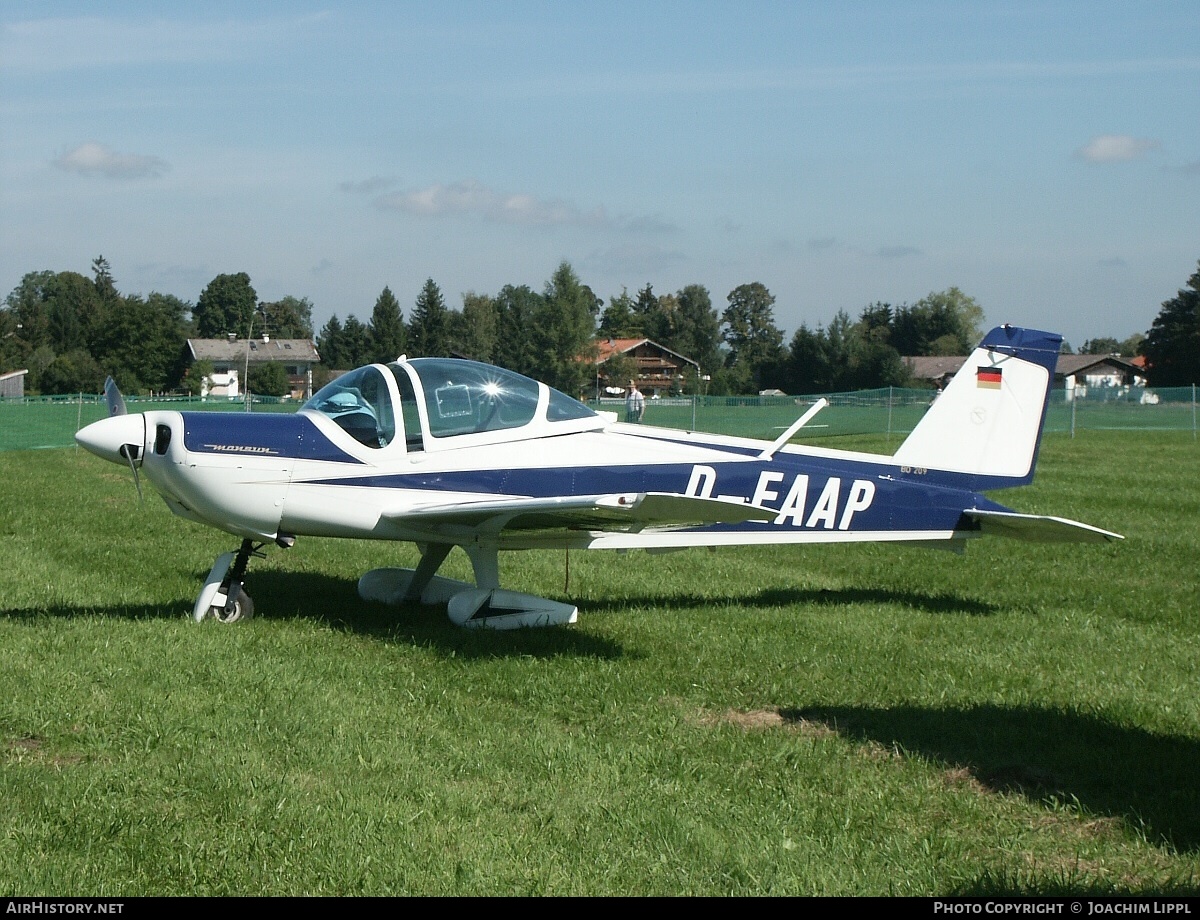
[{"left": 1, "top": 1, "right": 1197, "bottom": 351}]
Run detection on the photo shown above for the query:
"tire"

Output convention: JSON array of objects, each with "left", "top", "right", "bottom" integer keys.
[{"left": 209, "top": 586, "right": 254, "bottom": 623}]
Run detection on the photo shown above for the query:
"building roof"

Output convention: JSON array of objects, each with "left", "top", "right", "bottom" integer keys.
[
  {"left": 188, "top": 337, "right": 320, "bottom": 364},
  {"left": 903, "top": 356, "right": 968, "bottom": 381},
  {"left": 1053, "top": 354, "right": 1142, "bottom": 377},
  {"left": 0, "top": 369, "right": 27, "bottom": 399},
  {"left": 905, "top": 352, "right": 1144, "bottom": 382},
  {"left": 592, "top": 337, "right": 699, "bottom": 370}
]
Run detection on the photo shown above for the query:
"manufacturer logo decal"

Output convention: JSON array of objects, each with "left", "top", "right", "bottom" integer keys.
[{"left": 203, "top": 444, "right": 279, "bottom": 455}]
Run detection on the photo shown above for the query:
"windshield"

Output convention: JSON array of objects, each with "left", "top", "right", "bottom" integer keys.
[
  {"left": 304, "top": 358, "right": 599, "bottom": 449},
  {"left": 303, "top": 365, "right": 396, "bottom": 448}
]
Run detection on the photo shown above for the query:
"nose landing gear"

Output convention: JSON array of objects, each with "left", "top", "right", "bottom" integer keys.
[{"left": 193, "top": 538, "right": 275, "bottom": 623}]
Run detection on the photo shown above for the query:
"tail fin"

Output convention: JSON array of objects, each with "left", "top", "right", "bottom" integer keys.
[{"left": 892, "top": 325, "right": 1060, "bottom": 490}]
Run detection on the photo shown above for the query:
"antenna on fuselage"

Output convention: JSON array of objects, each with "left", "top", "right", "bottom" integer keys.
[{"left": 758, "top": 398, "right": 829, "bottom": 461}]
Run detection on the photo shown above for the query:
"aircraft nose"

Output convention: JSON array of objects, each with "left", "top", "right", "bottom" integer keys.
[{"left": 75, "top": 413, "right": 146, "bottom": 466}]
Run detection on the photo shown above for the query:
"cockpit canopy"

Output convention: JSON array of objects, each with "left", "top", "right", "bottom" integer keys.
[{"left": 302, "top": 357, "right": 605, "bottom": 451}]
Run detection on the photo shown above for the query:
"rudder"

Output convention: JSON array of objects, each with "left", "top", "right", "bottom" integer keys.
[{"left": 892, "top": 325, "right": 1060, "bottom": 489}]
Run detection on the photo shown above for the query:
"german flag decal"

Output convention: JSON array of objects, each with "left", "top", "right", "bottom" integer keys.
[{"left": 976, "top": 366, "right": 1003, "bottom": 389}]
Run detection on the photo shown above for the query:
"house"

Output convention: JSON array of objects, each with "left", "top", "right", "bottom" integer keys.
[
  {"left": 0, "top": 369, "right": 28, "bottom": 399},
  {"left": 591, "top": 338, "right": 700, "bottom": 398},
  {"left": 902, "top": 356, "right": 968, "bottom": 391},
  {"left": 1053, "top": 354, "right": 1146, "bottom": 395},
  {"left": 186, "top": 336, "right": 321, "bottom": 401},
  {"left": 905, "top": 352, "right": 1145, "bottom": 397}
]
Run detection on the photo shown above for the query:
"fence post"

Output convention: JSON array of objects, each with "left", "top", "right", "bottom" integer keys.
[
  {"left": 1193, "top": 384, "right": 1196, "bottom": 441},
  {"left": 691, "top": 392, "right": 697, "bottom": 431},
  {"left": 887, "top": 386, "right": 893, "bottom": 438},
  {"left": 1071, "top": 391, "right": 1076, "bottom": 438}
]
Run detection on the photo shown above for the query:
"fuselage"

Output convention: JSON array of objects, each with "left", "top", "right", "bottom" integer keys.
[
  {"left": 75, "top": 353, "right": 1040, "bottom": 552},
  {"left": 86, "top": 405, "right": 1006, "bottom": 551}
]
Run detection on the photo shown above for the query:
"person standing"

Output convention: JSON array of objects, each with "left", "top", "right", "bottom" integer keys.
[{"left": 625, "top": 380, "right": 645, "bottom": 423}]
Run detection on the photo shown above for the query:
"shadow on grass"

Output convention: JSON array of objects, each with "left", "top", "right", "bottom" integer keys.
[
  {"left": 788, "top": 703, "right": 1200, "bottom": 870},
  {"left": 0, "top": 570, "right": 631, "bottom": 662},
  {"left": 1, "top": 574, "right": 997, "bottom": 659},
  {"left": 582, "top": 584, "right": 998, "bottom": 617},
  {"left": 248, "top": 570, "right": 638, "bottom": 660}
]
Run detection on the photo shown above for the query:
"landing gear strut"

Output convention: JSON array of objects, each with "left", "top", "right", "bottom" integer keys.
[
  {"left": 193, "top": 538, "right": 272, "bottom": 623},
  {"left": 216, "top": 539, "right": 264, "bottom": 622},
  {"left": 357, "top": 541, "right": 579, "bottom": 630}
]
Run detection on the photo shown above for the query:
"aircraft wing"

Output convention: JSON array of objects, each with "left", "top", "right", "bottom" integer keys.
[
  {"left": 962, "top": 509, "right": 1123, "bottom": 544},
  {"left": 382, "top": 492, "right": 775, "bottom": 535}
]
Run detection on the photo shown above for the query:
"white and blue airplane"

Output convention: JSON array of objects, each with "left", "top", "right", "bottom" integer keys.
[{"left": 75, "top": 325, "right": 1121, "bottom": 629}]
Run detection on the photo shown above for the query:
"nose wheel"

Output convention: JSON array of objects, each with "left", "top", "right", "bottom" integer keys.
[{"left": 211, "top": 585, "right": 255, "bottom": 623}]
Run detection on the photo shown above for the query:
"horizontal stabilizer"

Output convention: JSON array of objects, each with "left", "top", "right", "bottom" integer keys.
[{"left": 963, "top": 509, "right": 1123, "bottom": 544}]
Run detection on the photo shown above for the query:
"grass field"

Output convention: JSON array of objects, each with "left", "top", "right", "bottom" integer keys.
[{"left": 0, "top": 431, "right": 1197, "bottom": 896}]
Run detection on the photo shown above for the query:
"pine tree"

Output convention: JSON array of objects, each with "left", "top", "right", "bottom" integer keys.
[
  {"left": 1143, "top": 260, "right": 1200, "bottom": 387},
  {"left": 534, "top": 261, "right": 597, "bottom": 396},
  {"left": 367, "top": 286, "right": 406, "bottom": 363},
  {"left": 317, "top": 314, "right": 346, "bottom": 369},
  {"left": 407, "top": 279, "right": 450, "bottom": 358}
]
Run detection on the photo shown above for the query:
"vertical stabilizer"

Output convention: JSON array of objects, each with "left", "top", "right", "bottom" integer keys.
[{"left": 892, "top": 326, "right": 1060, "bottom": 489}]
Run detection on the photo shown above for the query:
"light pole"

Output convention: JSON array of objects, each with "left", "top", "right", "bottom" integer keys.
[
  {"left": 692, "top": 373, "right": 711, "bottom": 431},
  {"left": 243, "top": 305, "right": 265, "bottom": 412}
]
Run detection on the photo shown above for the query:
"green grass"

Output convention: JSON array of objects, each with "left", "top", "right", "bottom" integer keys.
[{"left": 0, "top": 432, "right": 1197, "bottom": 895}]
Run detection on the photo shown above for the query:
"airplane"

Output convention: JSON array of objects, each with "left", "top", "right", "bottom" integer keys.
[{"left": 75, "top": 324, "right": 1122, "bottom": 630}]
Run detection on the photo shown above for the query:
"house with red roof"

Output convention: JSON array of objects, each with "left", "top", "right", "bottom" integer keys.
[{"left": 590, "top": 338, "right": 700, "bottom": 398}]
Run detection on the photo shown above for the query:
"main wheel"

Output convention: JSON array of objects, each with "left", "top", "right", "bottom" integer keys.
[{"left": 208, "top": 586, "right": 254, "bottom": 623}]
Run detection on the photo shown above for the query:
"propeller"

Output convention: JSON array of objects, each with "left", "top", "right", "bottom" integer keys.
[
  {"left": 100, "top": 376, "right": 143, "bottom": 505},
  {"left": 104, "top": 375, "right": 127, "bottom": 417}
]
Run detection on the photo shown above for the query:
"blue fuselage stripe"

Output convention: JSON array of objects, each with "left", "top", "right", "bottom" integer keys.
[
  {"left": 303, "top": 460, "right": 1006, "bottom": 534},
  {"left": 182, "top": 412, "right": 364, "bottom": 464}
]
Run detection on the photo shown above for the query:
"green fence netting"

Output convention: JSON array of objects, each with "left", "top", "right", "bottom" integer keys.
[
  {"left": 0, "top": 394, "right": 299, "bottom": 452},
  {"left": 2, "top": 386, "right": 1196, "bottom": 453}
]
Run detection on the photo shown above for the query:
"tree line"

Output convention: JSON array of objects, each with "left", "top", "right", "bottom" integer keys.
[{"left": 2, "top": 255, "right": 1192, "bottom": 399}]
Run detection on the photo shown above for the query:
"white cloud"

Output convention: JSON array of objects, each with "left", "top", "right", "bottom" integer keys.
[
  {"left": 1075, "top": 135, "right": 1160, "bottom": 163},
  {"left": 375, "top": 179, "right": 609, "bottom": 228},
  {"left": 52, "top": 142, "right": 169, "bottom": 179}
]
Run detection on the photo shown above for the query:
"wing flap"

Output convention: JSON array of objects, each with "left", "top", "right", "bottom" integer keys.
[
  {"left": 963, "top": 509, "right": 1123, "bottom": 544},
  {"left": 383, "top": 492, "right": 774, "bottom": 534}
]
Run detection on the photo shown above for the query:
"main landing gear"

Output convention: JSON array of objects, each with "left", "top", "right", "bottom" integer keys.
[
  {"left": 356, "top": 541, "right": 579, "bottom": 630},
  {"left": 194, "top": 535, "right": 294, "bottom": 623}
]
